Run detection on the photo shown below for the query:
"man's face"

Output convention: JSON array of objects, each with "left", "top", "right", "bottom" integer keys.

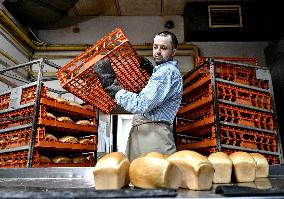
[{"left": 153, "top": 35, "right": 176, "bottom": 65}]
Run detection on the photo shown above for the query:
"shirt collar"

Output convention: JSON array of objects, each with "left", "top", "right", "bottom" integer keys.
[{"left": 153, "top": 61, "right": 177, "bottom": 72}]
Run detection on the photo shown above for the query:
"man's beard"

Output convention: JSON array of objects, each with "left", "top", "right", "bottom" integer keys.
[{"left": 154, "top": 57, "right": 173, "bottom": 65}]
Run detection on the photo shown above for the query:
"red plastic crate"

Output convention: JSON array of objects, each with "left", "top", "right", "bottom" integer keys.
[
  {"left": 183, "top": 61, "right": 269, "bottom": 90},
  {"left": 56, "top": 28, "right": 149, "bottom": 113},
  {"left": 0, "top": 127, "right": 96, "bottom": 151},
  {"left": 0, "top": 85, "right": 47, "bottom": 111},
  {"left": 196, "top": 57, "right": 258, "bottom": 66},
  {"left": 0, "top": 106, "right": 34, "bottom": 129},
  {"left": 177, "top": 102, "right": 274, "bottom": 132},
  {"left": 0, "top": 150, "right": 95, "bottom": 168}
]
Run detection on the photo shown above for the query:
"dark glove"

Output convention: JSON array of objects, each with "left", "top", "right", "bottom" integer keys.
[
  {"left": 139, "top": 56, "right": 154, "bottom": 76},
  {"left": 104, "top": 79, "right": 123, "bottom": 98},
  {"left": 93, "top": 60, "right": 115, "bottom": 89}
]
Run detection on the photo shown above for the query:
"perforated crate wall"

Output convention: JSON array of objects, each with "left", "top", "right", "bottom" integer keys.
[
  {"left": 0, "top": 150, "right": 95, "bottom": 168},
  {"left": 0, "top": 127, "right": 97, "bottom": 151},
  {"left": 57, "top": 28, "right": 149, "bottom": 113},
  {"left": 0, "top": 84, "right": 47, "bottom": 111},
  {"left": 183, "top": 61, "right": 269, "bottom": 90}
]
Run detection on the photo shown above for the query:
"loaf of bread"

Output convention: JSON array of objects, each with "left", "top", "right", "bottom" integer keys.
[
  {"left": 250, "top": 153, "right": 269, "bottom": 178},
  {"left": 46, "top": 112, "right": 56, "bottom": 119},
  {"left": 93, "top": 152, "right": 130, "bottom": 190},
  {"left": 45, "top": 133, "right": 58, "bottom": 141},
  {"left": 73, "top": 156, "right": 88, "bottom": 164},
  {"left": 55, "top": 97, "right": 69, "bottom": 104},
  {"left": 39, "top": 155, "right": 52, "bottom": 163},
  {"left": 69, "top": 102, "right": 83, "bottom": 108},
  {"left": 57, "top": 116, "right": 73, "bottom": 123},
  {"left": 208, "top": 152, "right": 233, "bottom": 183},
  {"left": 143, "top": 152, "right": 170, "bottom": 159},
  {"left": 52, "top": 156, "right": 72, "bottom": 163},
  {"left": 79, "top": 138, "right": 93, "bottom": 144},
  {"left": 75, "top": 120, "right": 92, "bottom": 125},
  {"left": 59, "top": 135, "right": 78, "bottom": 143},
  {"left": 129, "top": 154, "right": 181, "bottom": 189},
  {"left": 230, "top": 151, "right": 256, "bottom": 182},
  {"left": 167, "top": 150, "right": 214, "bottom": 190}
]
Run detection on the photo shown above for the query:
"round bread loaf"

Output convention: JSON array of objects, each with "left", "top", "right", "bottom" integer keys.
[
  {"left": 79, "top": 138, "right": 93, "bottom": 144},
  {"left": 45, "top": 133, "right": 58, "bottom": 141},
  {"left": 40, "top": 155, "right": 52, "bottom": 163},
  {"left": 75, "top": 120, "right": 92, "bottom": 125},
  {"left": 129, "top": 156, "right": 181, "bottom": 189},
  {"left": 55, "top": 97, "right": 69, "bottom": 104},
  {"left": 57, "top": 116, "right": 73, "bottom": 123},
  {"left": 69, "top": 102, "right": 83, "bottom": 108},
  {"left": 52, "top": 156, "right": 72, "bottom": 163},
  {"left": 46, "top": 112, "right": 56, "bottom": 119},
  {"left": 59, "top": 135, "right": 78, "bottom": 143},
  {"left": 73, "top": 156, "right": 88, "bottom": 164}
]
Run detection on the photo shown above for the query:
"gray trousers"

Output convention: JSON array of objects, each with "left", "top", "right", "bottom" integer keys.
[{"left": 125, "top": 115, "right": 176, "bottom": 161}]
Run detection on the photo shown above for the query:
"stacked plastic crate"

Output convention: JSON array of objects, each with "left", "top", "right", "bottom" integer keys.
[
  {"left": 175, "top": 58, "right": 283, "bottom": 165},
  {"left": 0, "top": 82, "right": 97, "bottom": 168}
]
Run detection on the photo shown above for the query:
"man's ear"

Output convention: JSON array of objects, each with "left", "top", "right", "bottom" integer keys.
[{"left": 171, "top": 49, "right": 177, "bottom": 57}]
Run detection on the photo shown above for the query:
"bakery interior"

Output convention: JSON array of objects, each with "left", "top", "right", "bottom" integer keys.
[{"left": 0, "top": 0, "right": 284, "bottom": 198}]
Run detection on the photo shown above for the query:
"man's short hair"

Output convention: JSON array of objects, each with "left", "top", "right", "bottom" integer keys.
[{"left": 156, "top": 31, "right": 178, "bottom": 49}]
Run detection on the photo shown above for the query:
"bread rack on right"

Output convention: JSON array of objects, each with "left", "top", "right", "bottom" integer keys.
[{"left": 175, "top": 58, "right": 283, "bottom": 165}]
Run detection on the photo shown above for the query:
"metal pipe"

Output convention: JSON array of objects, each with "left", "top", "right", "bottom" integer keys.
[
  {"left": 0, "top": 9, "right": 202, "bottom": 66},
  {"left": 0, "top": 59, "right": 42, "bottom": 74}
]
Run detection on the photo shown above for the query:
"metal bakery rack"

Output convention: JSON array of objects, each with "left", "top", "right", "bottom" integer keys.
[
  {"left": 0, "top": 59, "right": 97, "bottom": 168},
  {"left": 175, "top": 58, "right": 283, "bottom": 165}
]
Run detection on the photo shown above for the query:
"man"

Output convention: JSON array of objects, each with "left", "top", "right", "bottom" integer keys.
[{"left": 97, "top": 31, "right": 183, "bottom": 161}]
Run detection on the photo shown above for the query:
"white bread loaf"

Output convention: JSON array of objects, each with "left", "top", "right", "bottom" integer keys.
[
  {"left": 167, "top": 150, "right": 214, "bottom": 190},
  {"left": 129, "top": 155, "right": 181, "bottom": 189},
  {"left": 230, "top": 151, "right": 256, "bottom": 182},
  {"left": 93, "top": 152, "right": 130, "bottom": 190},
  {"left": 250, "top": 153, "right": 269, "bottom": 178},
  {"left": 208, "top": 152, "right": 233, "bottom": 183},
  {"left": 142, "top": 152, "right": 169, "bottom": 159}
]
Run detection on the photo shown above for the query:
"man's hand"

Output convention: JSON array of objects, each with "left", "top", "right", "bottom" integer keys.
[
  {"left": 93, "top": 60, "right": 115, "bottom": 89},
  {"left": 104, "top": 79, "right": 123, "bottom": 98},
  {"left": 139, "top": 56, "right": 154, "bottom": 76}
]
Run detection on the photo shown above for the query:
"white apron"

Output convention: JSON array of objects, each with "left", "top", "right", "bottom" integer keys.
[{"left": 125, "top": 115, "right": 176, "bottom": 161}]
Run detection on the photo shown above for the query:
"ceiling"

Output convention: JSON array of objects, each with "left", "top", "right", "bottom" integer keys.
[
  {"left": 3, "top": 0, "right": 283, "bottom": 41},
  {"left": 3, "top": 0, "right": 254, "bottom": 29}
]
